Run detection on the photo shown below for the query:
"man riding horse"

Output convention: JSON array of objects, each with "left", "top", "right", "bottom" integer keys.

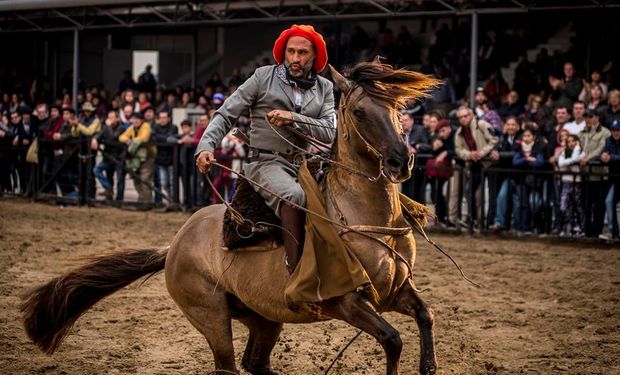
[{"left": 195, "top": 25, "right": 335, "bottom": 273}]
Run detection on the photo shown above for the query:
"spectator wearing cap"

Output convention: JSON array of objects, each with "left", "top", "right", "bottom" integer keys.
[
  {"left": 91, "top": 110, "right": 125, "bottom": 201},
  {"left": 600, "top": 119, "right": 620, "bottom": 239},
  {"left": 71, "top": 101, "right": 101, "bottom": 137},
  {"left": 151, "top": 111, "right": 179, "bottom": 207},
  {"left": 143, "top": 106, "right": 156, "bottom": 128},
  {"left": 212, "top": 93, "right": 225, "bottom": 110},
  {"left": 473, "top": 87, "right": 488, "bottom": 119},
  {"left": 119, "top": 112, "right": 156, "bottom": 207},
  {"left": 579, "top": 108, "right": 611, "bottom": 237},
  {"left": 563, "top": 101, "right": 586, "bottom": 135},
  {"left": 426, "top": 119, "right": 455, "bottom": 225}
]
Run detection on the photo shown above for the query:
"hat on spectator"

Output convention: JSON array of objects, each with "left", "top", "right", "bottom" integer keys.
[
  {"left": 129, "top": 112, "right": 144, "bottom": 120},
  {"left": 611, "top": 119, "right": 620, "bottom": 130},
  {"left": 273, "top": 24, "right": 328, "bottom": 73},
  {"left": 436, "top": 119, "right": 451, "bottom": 132},
  {"left": 584, "top": 108, "right": 600, "bottom": 118},
  {"left": 475, "top": 86, "right": 485, "bottom": 93},
  {"left": 81, "top": 102, "right": 95, "bottom": 112},
  {"left": 212, "top": 93, "right": 225, "bottom": 104}
]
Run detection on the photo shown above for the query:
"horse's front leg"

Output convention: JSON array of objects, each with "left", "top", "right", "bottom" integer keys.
[
  {"left": 323, "top": 292, "right": 402, "bottom": 375},
  {"left": 391, "top": 279, "right": 437, "bottom": 375}
]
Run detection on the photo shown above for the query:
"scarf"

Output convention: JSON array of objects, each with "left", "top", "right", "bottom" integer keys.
[
  {"left": 276, "top": 64, "right": 317, "bottom": 90},
  {"left": 521, "top": 141, "right": 533, "bottom": 156},
  {"left": 462, "top": 126, "right": 477, "bottom": 151}
]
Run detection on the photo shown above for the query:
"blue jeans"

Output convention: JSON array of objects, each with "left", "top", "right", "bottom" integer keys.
[
  {"left": 494, "top": 179, "right": 520, "bottom": 229},
  {"left": 605, "top": 183, "right": 619, "bottom": 236},
  {"left": 154, "top": 164, "right": 174, "bottom": 204},
  {"left": 93, "top": 160, "right": 124, "bottom": 201},
  {"left": 516, "top": 184, "right": 542, "bottom": 232}
]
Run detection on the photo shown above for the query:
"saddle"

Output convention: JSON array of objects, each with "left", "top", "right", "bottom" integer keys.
[{"left": 222, "top": 158, "right": 326, "bottom": 249}]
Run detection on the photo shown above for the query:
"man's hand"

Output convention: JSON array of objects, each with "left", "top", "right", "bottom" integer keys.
[
  {"left": 601, "top": 152, "right": 611, "bottom": 163},
  {"left": 90, "top": 138, "right": 99, "bottom": 151},
  {"left": 490, "top": 150, "right": 500, "bottom": 161},
  {"left": 196, "top": 150, "right": 217, "bottom": 174},
  {"left": 12, "top": 136, "right": 19, "bottom": 146},
  {"left": 22, "top": 138, "right": 30, "bottom": 146},
  {"left": 470, "top": 150, "right": 482, "bottom": 161},
  {"left": 579, "top": 158, "right": 589, "bottom": 167},
  {"left": 52, "top": 132, "right": 61, "bottom": 141},
  {"left": 267, "top": 110, "right": 293, "bottom": 127},
  {"left": 432, "top": 139, "right": 443, "bottom": 151},
  {"left": 69, "top": 117, "right": 78, "bottom": 126}
]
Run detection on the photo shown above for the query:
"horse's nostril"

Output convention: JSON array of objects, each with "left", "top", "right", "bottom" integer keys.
[{"left": 387, "top": 158, "right": 402, "bottom": 170}]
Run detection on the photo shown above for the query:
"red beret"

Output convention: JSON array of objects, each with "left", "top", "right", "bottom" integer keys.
[{"left": 273, "top": 24, "right": 328, "bottom": 73}]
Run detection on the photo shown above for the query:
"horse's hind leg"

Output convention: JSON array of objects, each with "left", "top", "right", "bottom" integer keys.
[
  {"left": 391, "top": 280, "right": 437, "bottom": 375},
  {"left": 169, "top": 283, "right": 238, "bottom": 373},
  {"left": 235, "top": 306, "right": 282, "bottom": 375},
  {"left": 324, "top": 292, "right": 403, "bottom": 375}
]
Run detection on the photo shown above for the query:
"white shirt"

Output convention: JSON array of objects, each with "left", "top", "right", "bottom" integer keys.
[{"left": 563, "top": 120, "right": 586, "bottom": 135}]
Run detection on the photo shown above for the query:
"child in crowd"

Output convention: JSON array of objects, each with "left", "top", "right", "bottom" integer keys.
[
  {"left": 513, "top": 128, "right": 545, "bottom": 232},
  {"left": 557, "top": 135, "right": 584, "bottom": 237}
]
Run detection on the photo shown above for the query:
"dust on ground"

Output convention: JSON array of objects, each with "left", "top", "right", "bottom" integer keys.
[{"left": 0, "top": 199, "right": 618, "bottom": 374}]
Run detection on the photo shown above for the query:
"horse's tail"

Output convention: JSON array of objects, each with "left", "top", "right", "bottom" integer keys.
[{"left": 21, "top": 247, "right": 168, "bottom": 354}]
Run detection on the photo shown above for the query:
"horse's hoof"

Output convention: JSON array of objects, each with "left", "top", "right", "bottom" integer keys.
[
  {"left": 420, "top": 363, "right": 437, "bottom": 375},
  {"left": 242, "top": 362, "right": 278, "bottom": 375}
]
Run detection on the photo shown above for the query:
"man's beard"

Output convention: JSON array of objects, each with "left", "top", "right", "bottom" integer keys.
[{"left": 285, "top": 59, "right": 314, "bottom": 78}]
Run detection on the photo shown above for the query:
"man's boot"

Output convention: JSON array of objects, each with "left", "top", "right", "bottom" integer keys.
[{"left": 280, "top": 204, "right": 306, "bottom": 274}]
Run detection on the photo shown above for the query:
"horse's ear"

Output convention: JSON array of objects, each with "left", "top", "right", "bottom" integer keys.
[{"left": 329, "top": 64, "right": 352, "bottom": 93}]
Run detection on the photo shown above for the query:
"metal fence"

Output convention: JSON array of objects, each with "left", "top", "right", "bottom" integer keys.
[{"left": 1, "top": 140, "right": 619, "bottom": 240}]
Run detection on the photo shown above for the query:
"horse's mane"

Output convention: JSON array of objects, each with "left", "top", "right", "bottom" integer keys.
[{"left": 345, "top": 60, "right": 442, "bottom": 108}]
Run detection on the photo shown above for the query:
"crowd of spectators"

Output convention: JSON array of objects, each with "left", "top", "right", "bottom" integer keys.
[
  {"left": 0, "top": 64, "right": 247, "bottom": 210},
  {"left": 404, "top": 60, "right": 619, "bottom": 240},
  {"left": 0, "top": 24, "right": 619, "bottom": 240}
]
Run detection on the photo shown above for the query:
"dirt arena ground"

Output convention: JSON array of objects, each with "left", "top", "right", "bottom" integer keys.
[{"left": 1, "top": 199, "right": 618, "bottom": 374}]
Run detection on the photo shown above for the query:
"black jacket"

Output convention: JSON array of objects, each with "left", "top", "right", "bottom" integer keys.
[
  {"left": 152, "top": 122, "right": 179, "bottom": 166},
  {"left": 95, "top": 122, "right": 126, "bottom": 162}
]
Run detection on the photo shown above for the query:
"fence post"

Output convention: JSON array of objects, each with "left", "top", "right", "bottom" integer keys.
[
  {"left": 468, "top": 163, "right": 475, "bottom": 235},
  {"left": 172, "top": 144, "right": 180, "bottom": 205}
]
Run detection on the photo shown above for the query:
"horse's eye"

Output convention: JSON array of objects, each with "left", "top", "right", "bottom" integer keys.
[{"left": 353, "top": 109, "right": 365, "bottom": 118}]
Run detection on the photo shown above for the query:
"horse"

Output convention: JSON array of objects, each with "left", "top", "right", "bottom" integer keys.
[{"left": 21, "top": 61, "right": 441, "bottom": 375}]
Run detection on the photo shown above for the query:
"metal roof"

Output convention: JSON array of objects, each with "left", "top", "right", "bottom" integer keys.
[{"left": 1, "top": 0, "right": 618, "bottom": 32}]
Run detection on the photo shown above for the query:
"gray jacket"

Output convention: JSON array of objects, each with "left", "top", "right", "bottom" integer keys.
[{"left": 195, "top": 65, "right": 336, "bottom": 157}]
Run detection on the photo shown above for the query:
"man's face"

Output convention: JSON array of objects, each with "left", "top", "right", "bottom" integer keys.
[
  {"left": 585, "top": 114, "right": 599, "bottom": 127},
  {"left": 503, "top": 119, "right": 519, "bottom": 136},
  {"left": 36, "top": 105, "right": 48, "bottom": 119},
  {"left": 107, "top": 111, "right": 117, "bottom": 124},
  {"left": 125, "top": 91, "right": 134, "bottom": 102},
  {"left": 401, "top": 114, "right": 413, "bottom": 132},
  {"left": 284, "top": 36, "right": 315, "bottom": 78},
  {"left": 564, "top": 63, "right": 574, "bottom": 79},
  {"left": 123, "top": 105, "right": 133, "bottom": 119},
  {"left": 475, "top": 91, "right": 487, "bottom": 105},
  {"left": 10, "top": 112, "right": 20, "bottom": 124},
  {"left": 555, "top": 108, "right": 569, "bottom": 125},
  {"left": 507, "top": 91, "right": 518, "bottom": 105},
  {"left": 50, "top": 108, "right": 59, "bottom": 119},
  {"left": 198, "top": 115, "right": 209, "bottom": 128},
  {"left": 457, "top": 110, "right": 472, "bottom": 126},
  {"left": 610, "top": 93, "right": 620, "bottom": 107},
  {"left": 130, "top": 117, "right": 141, "bottom": 127},
  {"left": 612, "top": 129, "right": 620, "bottom": 140},
  {"left": 572, "top": 103, "right": 585, "bottom": 120},
  {"left": 22, "top": 113, "right": 31, "bottom": 123},
  {"left": 158, "top": 113, "right": 169, "bottom": 125},
  {"left": 439, "top": 126, "right": 451, "bottom": 139},
  {"left": 144, "top": 110, "right": 154, "bottom": 121},
  {"left": 83, "top": 110, "right": 92, "bottom": 118},
  {"left": 182, "top": 125, "right": 191, "bottom": 135},
  {"left": 62, "top": 111, "right": 72, "bottom": 121}
]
